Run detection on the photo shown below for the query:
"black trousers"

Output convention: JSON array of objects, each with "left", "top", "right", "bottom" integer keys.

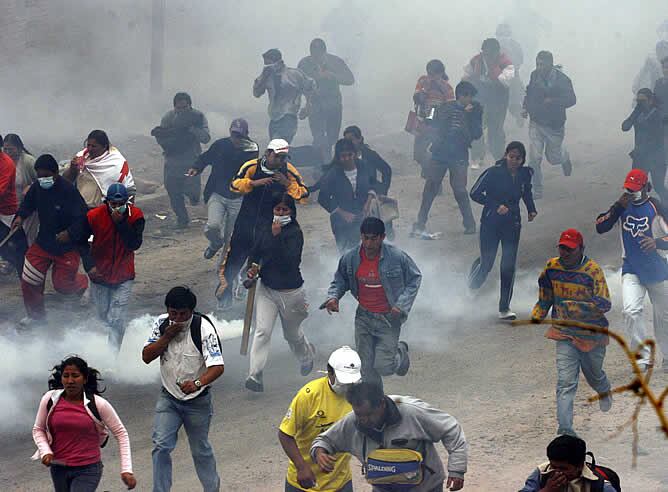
[
  {"left": 0, "top": 221, "right": 28, "bottom": 277},
  {"left": 164, "top": 167, "right": 201, "bottom": 224},
  {"left": 468, "top": 219, "right": 520, "bottom": 312},
  {"left": 309, "top": 104, "right": 342, "bottom": 163}
]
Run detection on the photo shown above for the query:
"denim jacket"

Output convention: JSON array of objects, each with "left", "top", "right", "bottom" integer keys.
[{"left": 327, "top": 243, "right": 422, "bottom": 315}]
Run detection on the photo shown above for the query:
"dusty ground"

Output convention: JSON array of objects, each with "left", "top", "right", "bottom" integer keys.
[{"left": 0, "top": 119, "right": 667, "bottom": 491}]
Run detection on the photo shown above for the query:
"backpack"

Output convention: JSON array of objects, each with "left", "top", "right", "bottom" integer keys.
[
  {"left": 538, "top": 452, "right": 621, "bottom": 492},
  {"left": 158, "top": 312, "right": 221, "bottom": 355},
  {"left": 46, "top": 390, "right": 108, "bottom": 448}
]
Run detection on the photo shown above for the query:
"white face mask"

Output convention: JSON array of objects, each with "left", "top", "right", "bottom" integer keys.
[
  {"left": 329, "top": 376, "right": 350, "bottom": 395},
  {"left": 624, "top": 188, "right": 643, "bottom": 202},
  {"left": 273, "top": 215, "right": 291, "bottom": 226}
]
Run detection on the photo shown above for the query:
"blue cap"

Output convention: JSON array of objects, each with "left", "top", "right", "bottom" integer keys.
[{"left": 106, "top": 183, "right": 129, "bottom": 202}]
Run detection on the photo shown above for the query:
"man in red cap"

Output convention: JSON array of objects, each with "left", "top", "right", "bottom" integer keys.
[
  {"left": 532, "top": 228, "right": 613, "bottom": 437},
  {"left": 596, "top": 168, "right": 668, "bottom": 373}
]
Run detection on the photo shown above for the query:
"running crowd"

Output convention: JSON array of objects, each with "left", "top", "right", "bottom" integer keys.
[{"left": 1, "top": 19, "right": 667, "bottom": 492}]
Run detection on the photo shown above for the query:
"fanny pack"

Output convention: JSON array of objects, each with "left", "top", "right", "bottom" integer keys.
[{"left": 363, "top": 439, "right": 424, "bottom": 491}]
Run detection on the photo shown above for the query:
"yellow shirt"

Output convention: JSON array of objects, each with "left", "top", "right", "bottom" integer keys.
[{"left": 279, "top": 376, "right": 352, "bottom": 492}]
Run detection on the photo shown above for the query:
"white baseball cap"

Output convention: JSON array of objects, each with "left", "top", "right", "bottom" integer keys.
[
  {"left": 328, "top": 346, "right": 362, "bottom": 384},
  {"left": 267, "top": 138, "right": 290, "bottom": 154}
]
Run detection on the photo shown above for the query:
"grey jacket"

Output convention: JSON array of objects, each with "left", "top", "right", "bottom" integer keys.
[
  {"left": 327, "top": 243, "right": 422, "bottom": 315},
  {"left": 310, "top": 395, "right": 468, "bottom": 491}
]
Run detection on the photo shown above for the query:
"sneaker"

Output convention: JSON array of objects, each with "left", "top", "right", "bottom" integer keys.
[
  {"left": 637, "top": 362, "right": 652, "bottom": 373},
  {"left": 300, "top": 343, "right": 316, "bottom": 376},
  {"left": 410, "top": 224, "right": 442, "bottom": 240},
  {"left": 599, "top": 393, "right": 613, "bottom": 412},
  {"left": 498, "top": 310, "right": 517, "bottom": 321},
  {"left": 562, "top": 158, "right": 572, "bottom": 177},
  {"left": 396, "top": 341, "right": 411, "bottom": 376},
  {"left": 463, "top": 224, "right": 476, "bottom": 235},
  {"left": 245, "top": 375, "right": 264, "bottom": 393},
  {"left": 203, "top": 246, "right": 218, "bottom": 260},
  {"left": 470, "top": 160, "right": 482, "bottom": 170},
  {"left": 19, "top": 316, "right": 35, "bottom": 327}
]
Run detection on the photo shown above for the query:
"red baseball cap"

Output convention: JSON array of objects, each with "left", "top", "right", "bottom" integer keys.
[
  {"left": 558, "top": 228, "right": 584, "bottom": 249},
  {"left": 623, "top": 169, "right": 648, "bottom": 192}
]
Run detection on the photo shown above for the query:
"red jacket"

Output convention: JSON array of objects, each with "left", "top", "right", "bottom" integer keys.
[
  {"left": 0, "top": 152, "right": 18, "bottom": 215},
  {"left": 85, "top": 204, "right": 145, "bottom": 285},
  {"left": 466, "top": 52, "right": 514, "bottom": 82}
]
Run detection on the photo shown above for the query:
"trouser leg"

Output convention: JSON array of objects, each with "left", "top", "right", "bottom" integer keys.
[
  {"left": 21, "top": 243, "right": 52, "bottom": 319},
  {"left": 448, "top": 162, "right": 475, "bottom": 229},
  {"left": 650, "top": 165, "right": 668, "bottom": 203},
  {"left": 646, "top": 279, "right": 668, "bottom": 365},
  {"left": 276, "top": 286, "right": 312, "bottom": 363},
  {"left": 580, "top": 344, "right": 611, "bottom": 397},
  {"left": 51, "top": 250, "right": 88, "bottom": 295},
  {"left": 371, "top": 315, "right": 402, "bottom": 377},
  {"left": 413, "top": 134, "right": 431, "bottom": 176},
  {"left": 248, "top": 282, "right": 280, "bottom": 379},
  {"left": 269, "top": 114, "right": 298, "bottom": 143},
  {"left": 67, "top": 462, "right": 103, "bottom": 492},
  {"left": 543, "top": 124, "right": 568, "bottom": 166},
  {"left": 204, "top": 193, "right": 226, "bottom": 251},
  {"left": 355, "top": 307, "right": 380, "bottom": 384},
  {"left": 416, "top": 161, "right": 447, "bottom": 228},
  {"left": 181, "top": 392, "right": 220, "bottom": 492},
  {"left": 528, "top": 121, "right": 546, "bottom": 193},
  {"left": 0, "top": 221, "right": 27, "bottom": 276},
  {"left": 555, "top": 340, "right": 581, "bottom": 435},
  {"left": 486, "top": 94, "right": 509, "bottom": 160},
  {"left": 164, "top": 171, "right": 189, "bottom": 224},
  {"left": 468, "top": 221, "right": 500, "bottom": 291},
  {"left": 325, "top": 105, "right": 343, "bottom": 160},
  {"left": 152, "top": 391, "right": 183, "bottom": 492},
  {"left": 216, "top": 223, "right": 252, "bottom": 302},
  {"left": 470, "top": 112, "right": 487, "bottom": 162},
  {"left": 106, "top": 280, "right": 133, "bottom": 351},
  {"left": 498, "top": 224, "right": 520, "bottom": 312},
  {"left": 622, "top": 273, "right": 651, "bottom": 365}
]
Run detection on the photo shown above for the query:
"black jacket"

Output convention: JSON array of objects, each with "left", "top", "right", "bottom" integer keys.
[
  {"left": 318, "top": 160, "right": 379, "bottom": 215},
  {"left": 248, "top": 220, "right": 304, "bottom": 290},
  {"left": 17, "top": 177, "right": 88, "bottom": 256},
  {"left": 622, "top": 104, "right": 665, "bottom": 167},
  {"left": 524, "top": 67, "right": 576, "bottom": 129},
  {"left": 193, "top": 137, "right": 259, "bottom": 202},
  {"left": 359, "top": 145, "right": 392, "bottom": 195},
  {"left": 470, "top": 159, "right": 536, "bottom": 225},
  {"left": 430, "top": 100, "right": 483, "bottom": 163}
]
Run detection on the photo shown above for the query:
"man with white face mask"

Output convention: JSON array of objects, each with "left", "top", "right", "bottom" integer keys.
[
  {"left": 279, "top": 346, "right": 361, "bottom": 492},
  {"left": 596, "top": 169, "right": 668, "bottom": 373}
]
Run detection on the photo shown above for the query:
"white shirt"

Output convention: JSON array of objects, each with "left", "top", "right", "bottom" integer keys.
[
  {"left": 145, "top": 314, "right": 224, "bottom": 401},
  {"left": 344, "top": 168, "right": 358, "bottom": 190}
]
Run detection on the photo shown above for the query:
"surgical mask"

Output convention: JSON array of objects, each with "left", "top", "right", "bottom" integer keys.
[
  {"left": 624, "top": 188, "right": 642, "bottom": 201},
  {"left": 110, "top": 204, "right": 127, "bottom": 214},
  {"left": 274, "top": 215, "right": 291, "bottom": 226},
  {"left": 329, "top": 377, "right": 350, "bottom": 395},
  {"left": 38, "top": 176, "right": 55, "bottom": 189}
]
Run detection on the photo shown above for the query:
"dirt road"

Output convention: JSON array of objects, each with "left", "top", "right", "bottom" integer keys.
[{"left": 1, "top": 122, "right": 666, "bottom": 491}]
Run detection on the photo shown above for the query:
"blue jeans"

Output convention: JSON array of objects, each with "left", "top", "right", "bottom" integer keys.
[
  {"left": 555, "top": 340, "right": 610, "bottom": 435},
  {"left": 91, "top": 280, "right": 133, "bottom": 351},
  {"left": 152, "top": 389, "right": 220, "bottom": 492},
  {"left": 50, "top": 461, "right": 103, "bottom": 492}
]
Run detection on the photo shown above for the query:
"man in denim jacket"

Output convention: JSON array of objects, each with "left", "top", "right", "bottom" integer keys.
[{"left": 324, "top": 217, "right": 422, "bottom": 383}]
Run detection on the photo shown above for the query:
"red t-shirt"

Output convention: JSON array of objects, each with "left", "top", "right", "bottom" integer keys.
[
  {"left": 49, "top": 398, "right": 101, "bottom": 466},
  {"left": 356, "top": 249, "right": 390, "bottom": 313},
  {"left": 0, "top": 152, "right": 18, "bottom": 215}
]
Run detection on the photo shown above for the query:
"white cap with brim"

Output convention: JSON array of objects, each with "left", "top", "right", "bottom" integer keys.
[
  {"left": 267, "top": 138, "right": 290, "bottom": 154},
  {"left": 328, "top": 346, "right": 362, "bottom": 385}
]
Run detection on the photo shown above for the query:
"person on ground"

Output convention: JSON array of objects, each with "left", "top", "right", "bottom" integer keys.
[
  {"left": 151, "top": 92, "right": 211, "bottom": 228},
  {"left": 318, "top": 138, "right": 380, "bottom": 253},
  {"left": 463, "top": 37, "right": 514, "bottom": 168},
  {"left": 187, "top": 118, "right": 259, "bottom": 261},
  {"left": 311, "top": 382, "right": 467, "bottom": 491},
  {"left": 343, "top": 125, "right": 392, "bottom": 195},
  {"left": 413, "top": 81, "right": 482, "bottom": 238},
  {"left": 279, "top": 346, "right": 362, "bottom": 492},
  {"left": 412, "top": 59, "right": 455, "bottom": 178},
  {"left": 595, "top": 169, "right": 668, "bottom": 373},
  {"left": 622, "top": 88, "right": 667, "bottom": 202},
  {"left": 469, "top": 141, "right": 537, "bottom": 320},
  {"left": 64, "top": 130, "right": 136, "bottom": 209},
  {"left": 3, "top": 133, "right": 37, "bottom": 245},
  {"left": 0, "top": 135, "right": 27, "bottom": 277},
  {"left": 324, "top": 218, "right": 421, "bottom": 384},
  {"left": 298, "top": 38, "right": 355, "bottom": 163},
  {"left": 142, "top": 286, "right": 224, "bottom": 492},
  {"left": 216, "top": 139, "right": 309, "bottom": 311},
  {"left": 11, "top": 154, "right": 88, "bottom": 325},
  {"left": 531, "top": 229, "right": 613, "bottom": 437},
  {"left": 519, "top": 435, "right": 617, "bottom": 492},
  {"left": 244, "top": 193, "right": 315, "bottom": 392},
  {"left": 523, "top": 50, "right": 576, "bottom": 199},
  {"left": 253, "top": 49, "right": 316, "bottom": 143},
  {"left": 81, "top": 183, "right": 144, "bottom": 353},
  {"left": 632, "top": 40, "right": 668, "bottom": 96},
  {"left": 496, "top": 23, "right": 525, "bottom": 127},
  {"left": 654, "top": 56, "right": 668, "bottom": 171},
  {"left": 32, "top": 355, "right": 136, "bottom": 491}
]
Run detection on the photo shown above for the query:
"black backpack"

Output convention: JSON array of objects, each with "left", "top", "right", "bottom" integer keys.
[
  {"left": 158, "top": 312, "right": 221, "bottom": 355},
  {"left": 538, "top": 452, "right": 621, "bottom": 492}
]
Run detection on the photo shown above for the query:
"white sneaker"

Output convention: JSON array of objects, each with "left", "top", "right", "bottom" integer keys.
[
  {"left": 471, "top": 161, "right": 481, "bottom": 170},
  {"left": 499, "top": 310, "right": 517, "bottom": 321},
  {"left": 79, "top": 286, "right": 91, "bottom": 307}
]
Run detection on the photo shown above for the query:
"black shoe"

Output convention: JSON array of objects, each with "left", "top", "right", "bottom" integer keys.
[
  {"left": 562, "top": 158, "right": 572, "bottom": 177},
  {"left": 464, "top": 224, "right": 476, "bottom": 235},
  {"left": 396, "top": 341, "right": 410, "bottom": 376},
  {"left": 203, "top": 246, "right": 218, "bottom": 259},
  {"left": 245, "top": 375, "right": 264, "bottom": 392}
]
